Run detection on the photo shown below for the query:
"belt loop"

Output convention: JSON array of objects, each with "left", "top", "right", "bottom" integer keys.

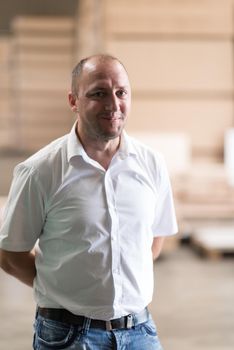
[
  {"left": 82, "top": 317, "right": 91, "bottom": 335},
  {"left": 127, "top": 314, "right": 134, "bottom": 329},
  {"left": 35, "top": 306, "right": 39, "bottom": 319},
  {"left": 105, "top": 321, "right": 113, "bottom": 331}
]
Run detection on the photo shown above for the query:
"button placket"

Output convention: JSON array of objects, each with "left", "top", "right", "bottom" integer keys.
[{"left": 104, "top": 170, "right": 122, "bottom": 304}]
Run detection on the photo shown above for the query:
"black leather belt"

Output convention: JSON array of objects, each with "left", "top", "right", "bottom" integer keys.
[{"left": 37, "top": 307, "right": 149, "bottom": 331}]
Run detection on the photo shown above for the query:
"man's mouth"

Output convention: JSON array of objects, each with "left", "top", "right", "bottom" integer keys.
[{"left": 101, "top": 113, "right": 122, "bottom": 120}]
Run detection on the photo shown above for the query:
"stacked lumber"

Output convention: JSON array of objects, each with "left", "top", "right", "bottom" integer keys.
[
  {"left": 176, "top": 163, "right": 234, "bottom": 233},
  {"left": 11, "top": 16, "right": 75, "bottom": 152},
  {"left": 76, "top": 0, "right": 234, "bottom": 163},
  {"left": 191, "top": 225, "right": 234, "bottom": 259},
  {"left": 129, "top": 131, "right": 191, "bottom": 175},
  {"left": 172, "top": 162, "right": 234, "bottom": 258},
  {"left": 0, "top": 36, "right": 12, "bottom": 149},
  {"left": 105, "top": 0, "right": 233, "bottom": 162}
]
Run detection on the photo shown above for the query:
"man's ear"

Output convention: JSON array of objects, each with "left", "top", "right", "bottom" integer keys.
[{"left": 68, "top": 92, "right": 79, "bottom": 113}]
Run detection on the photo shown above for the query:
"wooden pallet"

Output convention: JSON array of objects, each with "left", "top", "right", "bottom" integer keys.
[{"left": 191, "top": 226, "right": 234, "bottom": 259}]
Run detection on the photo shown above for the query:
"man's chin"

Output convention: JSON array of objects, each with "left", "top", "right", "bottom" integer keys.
[
  {"left": 101, "top": 133, "right": 120, "bottom": 141},
  {"left": 98, "top": 125, "right": 124, "bottom": 140}
]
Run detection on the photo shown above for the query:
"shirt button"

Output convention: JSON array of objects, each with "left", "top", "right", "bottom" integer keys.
[{"left": 119, "top": 154, "right": 125, "bottom": 160}]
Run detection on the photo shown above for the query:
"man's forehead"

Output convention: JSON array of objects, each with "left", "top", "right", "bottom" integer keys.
[
  {"left": 84, "top": 57, "right": 119, "bottom": 70},
  {"left": 83, "top": 59, "right": 127, "bottom": 77},
  {"left": 80, "top": 59, "right": 129, "bottom": 88}
]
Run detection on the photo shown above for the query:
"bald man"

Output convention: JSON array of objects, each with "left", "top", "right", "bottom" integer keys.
[{"left": 0, "top": 54, "right": 177, "bottom": 350}]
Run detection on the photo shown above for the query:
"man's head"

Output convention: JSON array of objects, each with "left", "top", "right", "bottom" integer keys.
[
  {"left": 71, "top": 54, "right": 128, "bottom": 97},
  {"left": 68, "top": 54, "right": 131, "bottom": 142}
]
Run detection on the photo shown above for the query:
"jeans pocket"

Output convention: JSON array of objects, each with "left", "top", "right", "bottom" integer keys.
[
  {"left": 140, "top": 318, "right": 157, "bottom": 337},
  {"left": 35, "top": 317, "right": 78, "bottom": 349}
]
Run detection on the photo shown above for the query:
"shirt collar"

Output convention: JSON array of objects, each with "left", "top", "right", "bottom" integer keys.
[
  {"left": 119, "top": 131, "right": 138, "bottom": 158},
  {"left": 67, "top": 122, "right": 84, "bottom": 162},
  {"left": 67, "top": 122, "right": 137, "bottom": 163}
]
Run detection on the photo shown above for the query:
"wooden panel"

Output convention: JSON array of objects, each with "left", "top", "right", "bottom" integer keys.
[
  {"left": 127, "top": 98, "right": 233, "bottom": 157},
  {"left": 0, "top": 106, "right": 13, "bottom": 148},
  {"left": 17, "top": 91, "right": 69, "bottom": 106},
  {"left": 17, "top": 83, "right": 69, "bottom": 93},
  {"left": 12, "top": 16, "right": 74, "bottom": 34},
  {"left": 13, "top": 36, "right": 74, "bottom": 50},
  {"left": 0, "top": 37, "right": 11, "bottom": 149},
  {"left": 16, "top": 68, "right": 71, "bottom": 91},
  {"left": 107, "top": 40, "right": 233, "bottom": 92},
  {"left": 9, "top": 15, "right": 75, "bottom": 153},
  {"left": 17, "top": 51, "right": 72, "bottom": 66},
  {"left": 20, "top": 124, "right": 72, "bottom": 138},
  {"left": 0, "top": 36, "right": 11, "bottom": 90},
  {"left": 19, "top": 123, "right": 72, "bottom": 152},
  {"left": 20, "top": 111, "right": 72, "bottom": 126},
  {"left": 0, "top": 75, "right": 10, "bottom": 89},
  {"left": 0, "top": 131, "right": 12, "bottom": 148},
  {"left": 0, "top": 36, "right": 11, "bottom": 62},
  {"left": 104, "top": 0, "right": 233, "bottom": 36},
  {"left": 75, "top": 0, "right": 105, "bottom": 59},
  {"left": 0, "top": 94, "right": 11, "bottom": 115},
  {"left": 129, "top": 132, "right": 191, "bottom": 174},
  {"left": 17, "top": 66, "right": 71, "bottom": 80}
]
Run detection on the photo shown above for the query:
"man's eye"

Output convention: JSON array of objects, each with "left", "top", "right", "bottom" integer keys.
[
  {"left": 92, "top": 91, "right": 105, "bottom": 98},
  {"left": 117, "top": 90, "right": 127, "bottom": 97}
]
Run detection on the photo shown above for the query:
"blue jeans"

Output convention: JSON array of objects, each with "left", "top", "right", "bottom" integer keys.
[{"left": 33, "top": 313, "right": 164, "bottom": 349}]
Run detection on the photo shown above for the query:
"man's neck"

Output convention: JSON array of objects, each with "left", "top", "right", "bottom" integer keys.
[{"left": 77, "top": 131, "right": 121, "bottom": 170}]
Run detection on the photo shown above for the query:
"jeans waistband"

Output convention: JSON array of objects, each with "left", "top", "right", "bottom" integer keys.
[{"left": 37, "top": 307, "right": 149, "bottom": 331}]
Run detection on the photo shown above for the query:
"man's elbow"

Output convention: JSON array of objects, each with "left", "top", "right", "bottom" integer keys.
[
  {"left": 153, "top": 250, "right": 161, "bottom": 260},
  {"left": 0, "top": 249, "right": 16, "bottom": 275},
  {"left": 0, "top": 252, "right": 9, "bottom": 272},
  {"left": 152, "top": 237, "right": 165, "bottom": 261}
]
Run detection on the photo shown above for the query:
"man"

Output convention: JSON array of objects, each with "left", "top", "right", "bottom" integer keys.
[{"left": 0, "top": 54, "right": 178, "bottom": 349}]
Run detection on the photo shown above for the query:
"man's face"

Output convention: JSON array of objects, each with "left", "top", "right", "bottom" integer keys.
[{"left": 75, "top": 59, "right": 131, "bottom": 142}]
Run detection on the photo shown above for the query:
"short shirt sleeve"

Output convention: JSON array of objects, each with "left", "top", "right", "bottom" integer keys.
[
  {"left": 152, "top": 154, "right": 178, "bottom": 237},
  {"left": 0, "top": 163, "right": 46, "bottom": 251}
]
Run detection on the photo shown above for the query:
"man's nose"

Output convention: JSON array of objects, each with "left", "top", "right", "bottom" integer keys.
[{"left": 106, "top": 93, "right": 119, "bottom": 111}]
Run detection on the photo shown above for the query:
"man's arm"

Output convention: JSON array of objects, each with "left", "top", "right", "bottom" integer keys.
[
  {"left": 0, "top": 248, "right": 36, "bottom": 287},
  {"left": 151, "top": 237, "right": 165, "bottom": 260}
]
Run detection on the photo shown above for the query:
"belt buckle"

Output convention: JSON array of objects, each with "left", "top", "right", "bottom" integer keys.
[{"left": 106, "top": 320, "right": 113, "bottom": 331}]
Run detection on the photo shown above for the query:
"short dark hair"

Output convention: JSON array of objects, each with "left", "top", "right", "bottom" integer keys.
[{"left": 71, "top": 54, "right": 127, "bottom": 96}]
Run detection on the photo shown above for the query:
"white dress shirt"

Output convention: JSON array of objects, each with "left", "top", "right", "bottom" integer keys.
[{"left": 0, "top": 123, "right": 178, "bottom": 320}]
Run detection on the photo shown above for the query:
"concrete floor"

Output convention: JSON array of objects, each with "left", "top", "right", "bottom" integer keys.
[
  {"left": 0, "top": 244, "right": 233, "bottom": 350},
  {"left": 151, "top": 245, "right": 234, "bottom": 350}
]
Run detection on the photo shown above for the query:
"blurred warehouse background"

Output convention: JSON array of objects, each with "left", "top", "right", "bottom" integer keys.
[{"left": 0, "top": 1, "right": 234, "bottom": 349}]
